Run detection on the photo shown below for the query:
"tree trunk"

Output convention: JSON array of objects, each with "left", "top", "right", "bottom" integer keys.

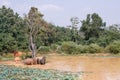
[{"left": 29, "top": 34, "right": 36, "bottom": 58}]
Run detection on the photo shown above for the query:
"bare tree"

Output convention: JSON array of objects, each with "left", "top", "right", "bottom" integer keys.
[{"left": 25, "top": 7, "right": 44, "bottom": 58}]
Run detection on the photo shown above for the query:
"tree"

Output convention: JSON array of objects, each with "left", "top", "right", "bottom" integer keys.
[
  {"left": 80, "top": 13, "right": 106, "bottom": 40},
  {"left": 38, "top": 23, "right": 56, "bottom": 46},
  {"left": 25, "top": 7, "right": 44, "bottom": 58},
  {"left": 0, "top": 6, "right": 27, "bottom": 54},
  {"left": 70, "top": 17, "right": 79, "bottom": 42}
]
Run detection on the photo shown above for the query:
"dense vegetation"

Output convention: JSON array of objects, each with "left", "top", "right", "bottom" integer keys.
[
  {"left": 0, "top": 64, "right": 79, "bottom": 80},
  {"left": 0, "top": 5, "right": 120, "bottom": 55}
]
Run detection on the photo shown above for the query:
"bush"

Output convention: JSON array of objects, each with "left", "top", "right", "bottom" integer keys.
[
  {"left": 61, "top": 42, "right": 78, "bottom": 54},
  {"left": 61, "top": 42, "right": 103, "bottom": 54},
  {"left": 50, "top": 44, "right": 59, "bottom": 51},
  {"left": 105, "top": 40, "right": 120, "bottom": 54},
  {"left": 20, "top": 52, "right": 32, "bottom": 60},
  {"left": 38, "top": 46, "right": 50, "bottom": 54},
  {"left": 0, "top": 56, "right": 2, "bottom": 61},
  {"left": 79, "top": 45, "right": 89, "bottom": 53},
  {"left": 88, "top": 44, "right": 102, "bottom": 53},
  {"left": 0, "top": 53, "right": 14, "bottom": 61},
  {"left": 97, "top": 38, "right": 109, "bottom": 47},
  {"left": 75, "top": 45, "right": 82, "bottom": 54},
  {"left": 3, "top": 53, "right": 14, "bottom": 58},
  {"left": 50, "top": 44, "right": 62, "bottom": 54},
  {"left": 72, "top": 45, "right": 87, "bottom": 53}
]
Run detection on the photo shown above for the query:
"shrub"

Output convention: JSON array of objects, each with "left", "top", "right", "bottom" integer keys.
[
  {"left": 0, "top": 53, "right": 14, "bottom": 61},
  {"left": 75, "top": 45, "right": 82, "bottom": 54},
  {"left": 3, "top": 53, "right": 14, "bottom": 58},
  {"left": 61, "top": 42, "right": 77, "bottom": 54},
  {"left": 72, "top": 45, "right": 87, "bottom": 53},
  {"left": 61, "top": 42, "right": 103, "bottom": 54},
  {"left": 105, "top": 40, "right": 120, "bottom": 54},
  {"left": 50, "top": 44, "right": 59, "bottom": 51},
  {"left": 38, "top": 46, "right": 50, "bottom": 54},
  {"left": 50, "top": 44, "right": 62, "bottom": 54},
  {"left": 0, "top": 56, "right": 2, "bottom": 61},
  {"left": 20, "top": 52, "right": 32, "bottom": 60},
  {"left": 79, "top": 45, "right": 89, "bottom": 53},
  {"left": 88, "top": 44, "right": 102, "bottom": 53},
  {"left": 97, "top": 38, "right": 109, "bottom": 47}
]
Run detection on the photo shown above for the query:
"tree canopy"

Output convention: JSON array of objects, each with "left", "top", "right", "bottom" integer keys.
[
  {"left": 0, "top": 6, "right": 27, "bottom": 53},
  {"left": 0, "top": 5, "right": 120, "bottom": 54},
  {"left": 80, "top": 13, "right": 106, "bottom": 40}
]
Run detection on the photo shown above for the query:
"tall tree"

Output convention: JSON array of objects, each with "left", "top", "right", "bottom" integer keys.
[
  {"left": 25, "top": 7, "right": 44, "bottom": 58},
  {"left": 80, "top": 13, "right": 106, "bottom": 40},
  {"left": 70, "top": 17, "right": 79, "bottom": 42}
]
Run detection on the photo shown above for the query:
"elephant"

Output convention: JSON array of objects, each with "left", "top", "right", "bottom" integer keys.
[
  {"left": 36, "top": 57, "right": 42, "bottom": 64},
  {"left": 40, "top": 56, "right": 46, "bottom": 65},
  {"left": 33, "top": 57, "right": 37, "bottom": 65},
  {"left": 24, "top": 58, "right": 33, "bottom": 65}
]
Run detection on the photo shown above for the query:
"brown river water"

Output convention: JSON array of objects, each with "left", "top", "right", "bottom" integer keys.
[{"left": 0, "top": 54, "right": 120, "bottom": 80}]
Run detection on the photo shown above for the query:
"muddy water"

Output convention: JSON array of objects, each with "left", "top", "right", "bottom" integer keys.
[
  {"left": 46, "top": 55, "right": 120, "bottom": 80},
  {"left": 1, "top": 55, "right": 120, "bottom": 80}
]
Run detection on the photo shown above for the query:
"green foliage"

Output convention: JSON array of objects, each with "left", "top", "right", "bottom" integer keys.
[
  {"left": 84, "top": 38, "right": 97, "bottom": 45},
  {"left": 50, "top": 44, "right": 59, "bottom": 51},
  {"left": 0, "top": 56, "right": 2, "bottom": 61},
  {"left": 80, "top": 13, "right": 106, "bottom": 40},
  {"left": 20, "top": 52, "right": 31, "bottom": 60},
  {"left": 25, "top": 7, "right": 45, "bottom": 57},
  {"left": 61, "top": 42, "right": 102, "bottom": 54},
  {"left": 61, "top": 42, "right": 78, "bottom": 54},
  {"left": 105, "top": 41, "right": 120, "bottom": 54},
  {"left": 97, "top": 37, "right": 109, "bottom": 47},
  {"left": 88, "top": 44, "right": 102, "bottom": 53},
  {"left": 39, "top": 46, "right": 50, "bottom": 54},
  {"left": 0, "top": 64, "right": 78, "bottom": 80},
  {"left": 3, "top": 53, "right": 14, "bottom": 58},
  {"left": 79, "top": 45, "right": 89, "bottom": 53},
  {"left": 0, "top": 5, "right": 120, "bottom": 55},
  {"left": 0, "top": 6, "right": 28, "bottom": 53},
  {"left": 70, "top": 17, "right": 79, "bottom": 42},
  {"left": 55, "top": 27, "right": 72, "bottom": 42},
  {"left": 0, "top": 53, "right": 14, "bottom": 61},
  {"left": 0, "top": 34, "right": 16, "bottom": 53}
]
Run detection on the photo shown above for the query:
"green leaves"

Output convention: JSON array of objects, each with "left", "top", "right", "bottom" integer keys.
[
  {"left": 0, "top": 64, "right": 77, "bottom": 80},
  {"left": 0, "top": 6, "right": 28, "bottom": 53},
  {"left": 105, "top": 40, "right": 120, "bottom": 54},
  {"left": 80, "top": 13, "right": 106, "bottom": 40}
]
